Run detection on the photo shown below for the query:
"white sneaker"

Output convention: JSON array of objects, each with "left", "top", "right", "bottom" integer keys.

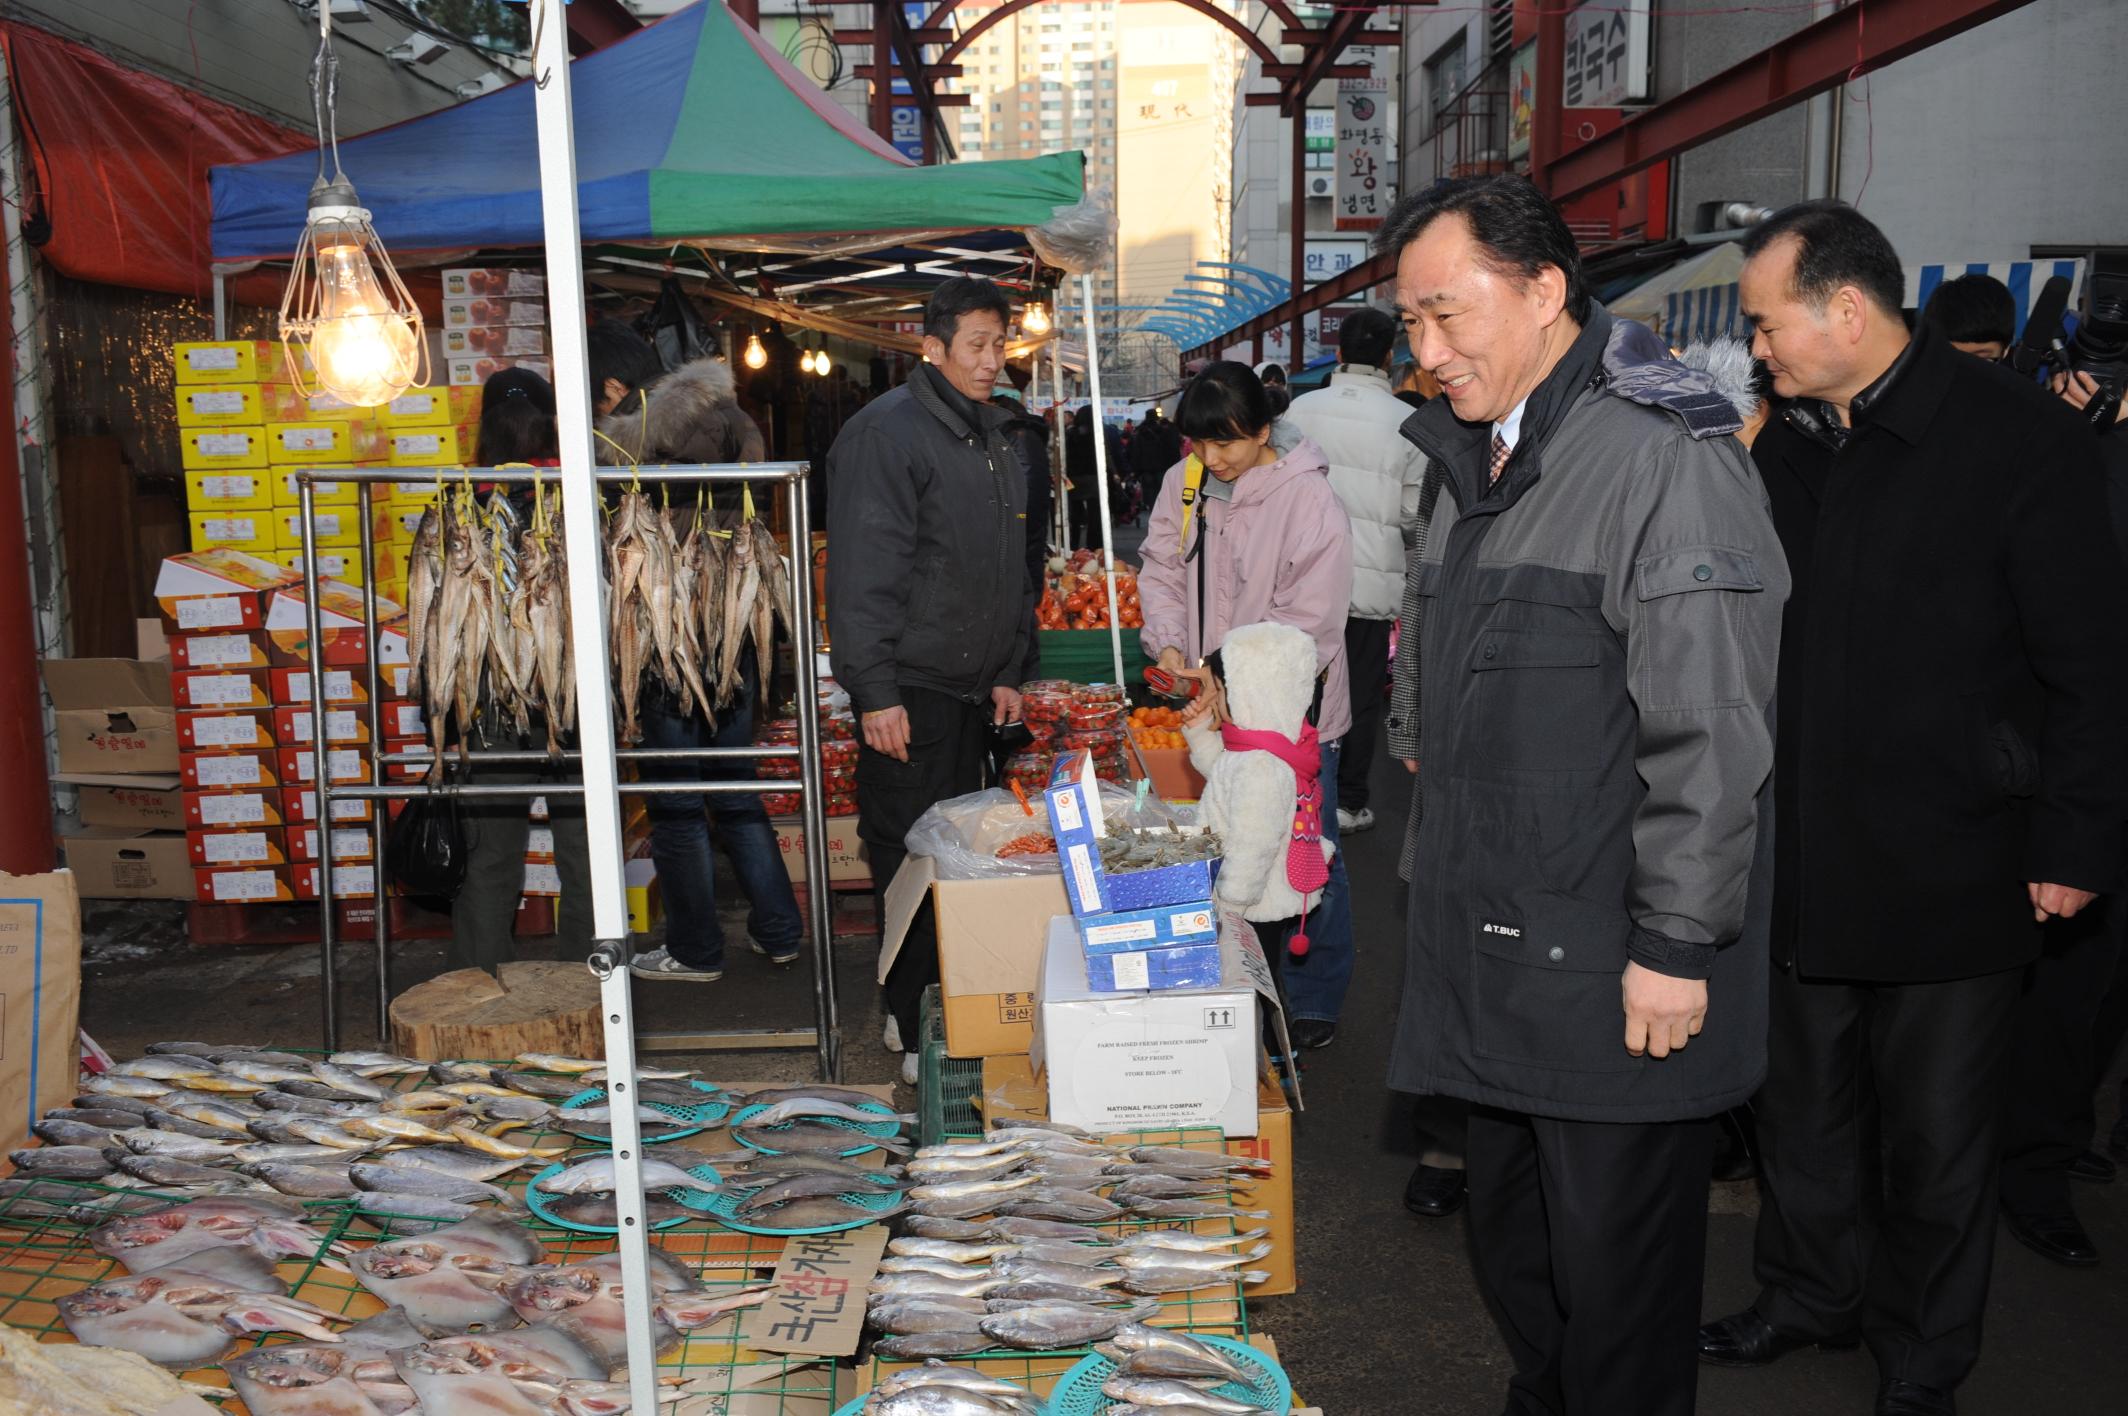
[
  {"left": 628, "top": 946, "right": 722, "bottom": 982},
  {"left": 900, "top": 1052, "right": 921, "bottom": 1087},
  {"left": 1337, "top": 806, "right": 1375, "bottom": 834},
  {"left": 882, "top": 1014, "right": 904, "bottom": 1054}
]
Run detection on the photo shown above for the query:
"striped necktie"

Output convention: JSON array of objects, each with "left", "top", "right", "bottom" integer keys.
[{"left": 1489, "top": 431, "right": 1512, "bottom": 486}]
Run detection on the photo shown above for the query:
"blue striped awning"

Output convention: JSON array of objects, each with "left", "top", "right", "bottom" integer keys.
[{"left": 1662, "top": 258, "right": 2089, "bottom": 346}]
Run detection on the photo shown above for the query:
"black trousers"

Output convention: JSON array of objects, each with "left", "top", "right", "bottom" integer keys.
[
  {"left": 1465, "top": 1106, "right": 1716, "bottom": 1416},
  {"left": 857, "top": 686, "right": 993, "bottom": 1041},
  {"left": 1753, "top": 962, "right": 2021, "bottom": 1390},
  {"left": 2002, "top": 895, "right": 2128, "bottom": 1215},
  {"left": 451, "top": 765, "right": 592, "bottom": 974},
  {"left": 1339, "top": 616, "right": 1392, "bottom": 812}
]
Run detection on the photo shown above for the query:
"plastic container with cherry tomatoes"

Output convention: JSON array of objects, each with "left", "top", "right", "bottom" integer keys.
[
  {"left": 1003, "top": 750, "right": 1056, "bottom": 794},
  {"left": 1022, "top": 687, "right": 1075, "bottom": 732},
  {"left": 1067, "top": 701, "right": 1123, "bottom": 732},
  {"left": 757, "top": 718, "right": 800, "bottom": 746},
  {"left": 820, "top": 738, "right": 860, "bottom": 770},
  {"left": 1075, "top": 682, "right": 1128, "bottom": 707}
]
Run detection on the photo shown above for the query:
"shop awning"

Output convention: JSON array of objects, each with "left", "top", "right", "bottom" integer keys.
[{"left": 210, "top": 0, "right": 1084, "bottom": 263}]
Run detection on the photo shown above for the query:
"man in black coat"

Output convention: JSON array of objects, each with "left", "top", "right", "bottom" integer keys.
[{"left": 1700, "top": 201, "right": 2128, "bottom": 1416}]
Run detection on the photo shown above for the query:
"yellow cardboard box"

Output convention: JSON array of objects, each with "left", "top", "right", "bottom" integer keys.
[
  {"left": 259, "top": 385, "right": 375, "bottom": 422},
  {"left": 384, "top": 425, "right": 472, "bottom": 467},
  {"left": 385, "top": 476, "right": 450, "bottom": 506},
  {"left": 189, "top": 510, "right": 278, "bottom": 555},
  {"left": 174, "top": 340, "right": 284, "bottom": 385},
  {"left": 183, "top": 469, "right": 275, "bottom": 512},
  {"left": 274, "top": 507, "right": 361, "bottom": 549},
  {"left": 376, "top": 385, "right": 481, "bottom": 427},
  {"left": 174, "top": 384, "right": 264, "bottom": 426},
  {"left": 267, "top": 420, "right": 390, "bottom": 465},
  {"left": 273, "top": 549, "right": 364, "bottom": 587},
  {"left": 371, "top": 504, "right": 428, "bottom": 546},
  {"left": 268, "top": 469, "right": 362, "bottom": 508},
  {"left": 179, "top": 426, "right": 269, "bottom": 471}
]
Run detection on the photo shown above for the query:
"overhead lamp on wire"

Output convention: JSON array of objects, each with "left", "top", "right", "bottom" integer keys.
[
  {"left": 1021, "top": 300, "right": 1052, "bottom": 336},
  {"left": 279, "top": 0, "right": 426, "bottom": 407},
  {"left": 810, "top": 344, "right": 830, "bottom": 377},
  {"left": 799, "top": 348, "right": 817, "bottom": 375},
  {"left": 743, "top": 333, "right": 769, "bottom": 370}
]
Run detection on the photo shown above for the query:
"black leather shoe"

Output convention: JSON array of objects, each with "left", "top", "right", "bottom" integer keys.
[
  {"left": 1876, "top": 1379, "right": 1955, "bottom": 1416},
  {"left": 1289, "top": 1019, "right": 1336, "bottom": 1051},
  {"left": 1403, "top": 1163, "right": 1466, "bottom": 1218},
  {"left": 1697, "top": 1308, "right": 1860, "bottom": 1367},
  {"left": 2003, "top": 1207, "right": 2099, "bottom": 1267},
  {"left": 2069, "top": 1148, "right": 2117, "bottom": 1184}
]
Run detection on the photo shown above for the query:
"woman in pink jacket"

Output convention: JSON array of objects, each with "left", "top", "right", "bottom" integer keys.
[{"left": 1140, "top": 361, "right": 1356, "bottom": 1049}]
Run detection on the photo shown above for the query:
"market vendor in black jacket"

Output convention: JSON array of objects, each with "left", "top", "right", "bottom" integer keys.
[
  {"left": 1699, "top": 201, "right": 2128, "bottom": 1416},
  {"left": 1383, "top": 175, "right": 1788, "bottom": 1416},
  {"left": 826, "top": 277, "right": 1034, "bottom": 1060}
]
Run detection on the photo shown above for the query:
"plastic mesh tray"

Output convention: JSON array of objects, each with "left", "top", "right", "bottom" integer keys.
[
  {"left": 1049, "top": 1334, "right": 1290, "bottom": 1415},
  {"left": 555, "top": 1080, "right": 731, "bottom": 1145},
  {"left": 730, "top": 1101, "right": 905, "bottom": 1157},
  {"left": 688, "top": 1170, "right": 904, "bottom": 1238},
  {"left": 522, "top": 1160, "right": 717, "bottom": 1234}
]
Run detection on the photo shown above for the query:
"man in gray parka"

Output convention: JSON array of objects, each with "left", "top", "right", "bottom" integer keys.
[{"left": 1381, "top": 176, "right": 1788, "bottom": 1415}]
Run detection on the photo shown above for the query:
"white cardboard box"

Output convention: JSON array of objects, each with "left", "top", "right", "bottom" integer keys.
[{"left": 1031, "top": 913, "right": 1291, "bottom": 1139}]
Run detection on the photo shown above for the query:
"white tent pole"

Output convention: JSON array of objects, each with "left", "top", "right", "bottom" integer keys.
[
  {"left": 1050, "top": 337, "right": 1068, "bottom": 550},
  {"left": 528, "top": 2, "right": 660, "bottom": 1408},
  {"left": 1079, "top": 273, "right": 1126, "bottom": 689}
]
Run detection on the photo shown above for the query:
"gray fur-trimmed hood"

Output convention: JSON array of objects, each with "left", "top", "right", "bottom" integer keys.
[
  {"left": 596, "top": 357, "right": 745, "bottom": 464},
  {"left": 1674, "top": 335, "right": 1764, "bottom": 423},
  {"left": 1601, "top": 317, "right": 1749, "bottom": 438}
]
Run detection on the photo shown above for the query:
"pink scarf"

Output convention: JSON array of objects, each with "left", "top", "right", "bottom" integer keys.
[{"left": 1219, "top": 720, "right": 1329, "bottom": 956}]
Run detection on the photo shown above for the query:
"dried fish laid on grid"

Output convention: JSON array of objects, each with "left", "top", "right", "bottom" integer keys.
[{"left": 57, "top": 1266, "right": 346, "bottom": 1368}]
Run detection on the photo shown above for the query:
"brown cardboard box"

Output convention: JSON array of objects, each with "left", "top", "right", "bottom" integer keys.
[
  {"left": 0, "top": 872, "right": 83, "bottom": 1160},
  {"left": 60, "top": 777, "right": 185, "bottom": 830},
  {"left": 63, "top": 829, "right": 195, "bottom": 900},
  {"left": 981, "top": 1052, "right": 1297, "bottom": 1298},
  {"left": 771, "top": 815, "right": 870, "bottom": 884},
  {"left": 42, "top": 659, "right": 179, "bottom": 775},
  {"left": 879, "top": 857, "right": 1069, "bottom": 1058}
]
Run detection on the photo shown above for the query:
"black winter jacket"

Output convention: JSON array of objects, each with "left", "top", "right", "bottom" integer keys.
[
  {"left": 825, "top": 365, "right": 1033, "bottom": 714},
  {"left": 1753, "top": 328, "right": 2128, "bottom": 982}
]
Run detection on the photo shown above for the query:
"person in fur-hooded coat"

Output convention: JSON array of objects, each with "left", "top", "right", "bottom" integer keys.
[
  {"left": 1183, "top": 620, "right": 1337, "bottom": 927},
  {"left": 595, "top": 355, "right": 766, "bottom": 466}
]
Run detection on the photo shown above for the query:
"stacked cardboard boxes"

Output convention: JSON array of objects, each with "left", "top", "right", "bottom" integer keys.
[
  {"left": 45, "top": 653, "right": 191, "bottom": 899},
  {"left": 441, "top": 268, "right": 552, "bottom": 387}
]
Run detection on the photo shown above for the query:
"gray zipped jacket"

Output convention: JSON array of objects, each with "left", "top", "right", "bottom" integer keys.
[
  {"left": 826, "top": 364, "right": 1032, "bottom": 713},
  {"left": 1387, "top": 310, "right": 1789, "bottom": 1123}
]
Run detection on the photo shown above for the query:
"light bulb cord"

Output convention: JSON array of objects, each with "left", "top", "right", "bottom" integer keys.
[{"left": 310, "top": 3, "right": 346, "bottom": 192}]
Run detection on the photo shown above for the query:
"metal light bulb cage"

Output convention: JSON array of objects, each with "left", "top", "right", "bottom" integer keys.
[
  {"left": 278, "top": 184, "right": 429, "bottom": 402},
  {"left": 1022, "top": 299, "right": 1053, "bottom": 336}
]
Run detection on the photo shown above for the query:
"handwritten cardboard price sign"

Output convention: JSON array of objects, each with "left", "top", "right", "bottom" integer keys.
[{"left": 740, "top": 1224, "right": 889, "bottom": 1356}]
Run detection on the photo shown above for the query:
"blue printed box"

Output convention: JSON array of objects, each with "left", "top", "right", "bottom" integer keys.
[
  {"left": 1075, "top": 900, "right": 1218, "bottom": 956},
  {"left": 1085, "top": 940, "right": 1226, "bottom": 992},
  {"left": 1046, "top": 750, "right": 1220, "bottom": 918}
]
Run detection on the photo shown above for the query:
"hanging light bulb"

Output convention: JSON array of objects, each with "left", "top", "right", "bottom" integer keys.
[
  {"left": 278, "top": 5, "right": 425, "bottom": 405},
  {"left": 799, "top": 348, "right": 818, "bottom": 375},
  {"left": 744, "top": 333, "right": 769, "bottom": 370},
  {"left": 1021, "top": 299, "right": 1052, "bottom": 336},
  {"left": 810, "top": 343, "right": 830, "bottom": 377}
]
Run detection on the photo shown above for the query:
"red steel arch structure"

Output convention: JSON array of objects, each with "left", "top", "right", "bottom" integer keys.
[{"left": 812, "top": 0, "right": 1421, "bottom": 360}]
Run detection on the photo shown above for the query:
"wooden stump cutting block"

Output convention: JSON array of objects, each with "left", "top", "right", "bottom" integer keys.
[{"left": 388, "top": 960, "right": 605, "bottom": 1063}]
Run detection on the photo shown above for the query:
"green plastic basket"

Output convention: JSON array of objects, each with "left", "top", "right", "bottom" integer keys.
[
  {"left": 1049, "top": 1334, "right": 1290, "bottom": 1415},
  {"left": 917, "top": 984, "right": 986, "bottom": 1146},
  {"left": 555, "top": 1080, "right": 731, "bottom": 1146}
]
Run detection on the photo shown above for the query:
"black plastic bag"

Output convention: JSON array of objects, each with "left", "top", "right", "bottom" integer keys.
[
  {"left": 638, "top": 277, "right": 716, "bottom": 373},
  {"left": 386, "top": 789, "right": 468, "bottom": 900}
]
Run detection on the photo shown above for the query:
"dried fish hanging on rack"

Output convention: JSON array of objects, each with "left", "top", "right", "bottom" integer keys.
[{"left": 406, "top": 473, "right": 794, "bottom": 758}]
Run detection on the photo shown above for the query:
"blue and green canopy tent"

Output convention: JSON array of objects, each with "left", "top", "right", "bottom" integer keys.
[{"left": 209, "top": 0, "right": 1084, "bottom": 263}]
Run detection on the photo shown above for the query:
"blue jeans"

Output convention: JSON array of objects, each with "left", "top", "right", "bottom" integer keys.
[
  {"left": 637, "top": 661, "right": 803, "bottom": 970},
  {"left": 1269, "top": 736, "right": 1354, "bottom": 1024}
]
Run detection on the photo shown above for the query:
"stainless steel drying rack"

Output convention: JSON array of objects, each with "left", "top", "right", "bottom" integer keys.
[{"left": 291, "top": 461, "right": 841, "bottom": 1079}]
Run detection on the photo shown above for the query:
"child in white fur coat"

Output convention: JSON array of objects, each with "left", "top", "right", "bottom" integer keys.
[{"left": 1181, "top": 621, "right": 1337, "bottom": 949}]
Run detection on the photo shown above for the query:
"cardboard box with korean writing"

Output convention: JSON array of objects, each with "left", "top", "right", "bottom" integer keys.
[
  {"left": 385, "top": 426, "right": 470, "bottom": 467},
  {"left": 173, "top": 341, "right": 281, "bottom": 385},
  {"left": 289, "top": 825, "right": 375, "bottom": 863},
  {"left": 174, "top": 383, "right": 264, "bottom": 426},
  {"left": 42, "top": 658, "right": 178, "bottom": 774},
  {"left": 180, "top": 749, "right": 281, "bottom": 792},
  {"left": 269, "top": 469, "right": 362, "bottom": 508},
  {"left": 271, "top": 705, "right": 369, "bottom": 746},
  {"left": 153, "top": 550, "right": 295, "bottom": 634},
  {"left": 185, "top": 827, "right": 289, "bottom": 869},
  {"left": 293, "top": 862, "right": 376, "bottom": 900},
  {"left": 442, "top": 325, "right": 549, "bottom": 357},
  {"left": 188, "top": 510, "right": 277, "bottom": 555},
  {"left": 879, "top": 858, "right": 1067, "bottom": 1059},
  {"left": 281, "top": 788, "right": 371, "bottom": 825},
  {"left": 377, "top": 384, "right": 480, "bottom": 427},
  {"left": 256, "top": 385, "right": 374, "bottom": 422},
  {"left": 166, "top": 631, "right": 271, "bottom": 671},
  {"left": 276, "top": 747, "right": 372, "bottom": 786},
  {"left": 1031, "top": 914, "right": 1293, "bottom": 1141},
  {"left": 273, "top": 549, "right": 364, "bottom": 586},
  {"left": 272, "top": 506, "right": 360, "bottom": 549},
  {"left": 194, "top": 865, "right": 296, "bottom": 904},
  {"left": 982, "top": 1049, "right": 1298, "bottom": 1299},
  {"left": 442, "top": 295, "right": 547, "bottom": 330},
  {"left": 0, "top": 872, "right": 83, "bottom": 1160},
  {"left": 183, "top": 469, "right": 274, "bottom": 511},
  {"left": 63, "top": 830, "right": 194, "bottom": 900},
  {"left": 271, "top": 666, "right": 367, "bottom": 706},
  {"left": 186, "top": 789, "right": 287, "bottom": 830},
  {"left": 179, "top": 426, "right": 268, "bottom": 471},
  {"left": 175, "top": 709, "right": 275, "bottom": 752},
  {"left": 739, "top": 1225, "right": 888, "bottom": 1357},
  {"left": 773, "top": 815, "right": 869, "bottom": 884},
  {"left": 60, "top": 777, "right": 184, "bottom": 831},
  {"left": 170, "top": 667, "right": 273, "bottom": 711},
  {"left": 262, "top": 581, "right": 408, "bottom": 669}
]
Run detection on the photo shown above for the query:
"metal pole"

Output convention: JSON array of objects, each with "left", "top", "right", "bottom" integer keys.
[
  {"left": 1289, "top": 105, "right": 1306, "bottom": 369},
  {"left": 528, "top": 3, "right": 657, "bottom": 1406},
  {"left": 298, "top": 481, "right": 337, "bottom": 1052},
  {"left": 212, "top": 272, "right": 227, "bottom": 341},
  {"left": 356, "top": 481, "right": 390, "bottom": 1039},
  {"left": 1078, "top": 274, "right": 1126, "bottom": 689},
  {"left": 1050, "top": 338, "right": 1069, "bottom": 549},
  {"left": 786, "top": 477, "right": 839, "bottom": 1081}
]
